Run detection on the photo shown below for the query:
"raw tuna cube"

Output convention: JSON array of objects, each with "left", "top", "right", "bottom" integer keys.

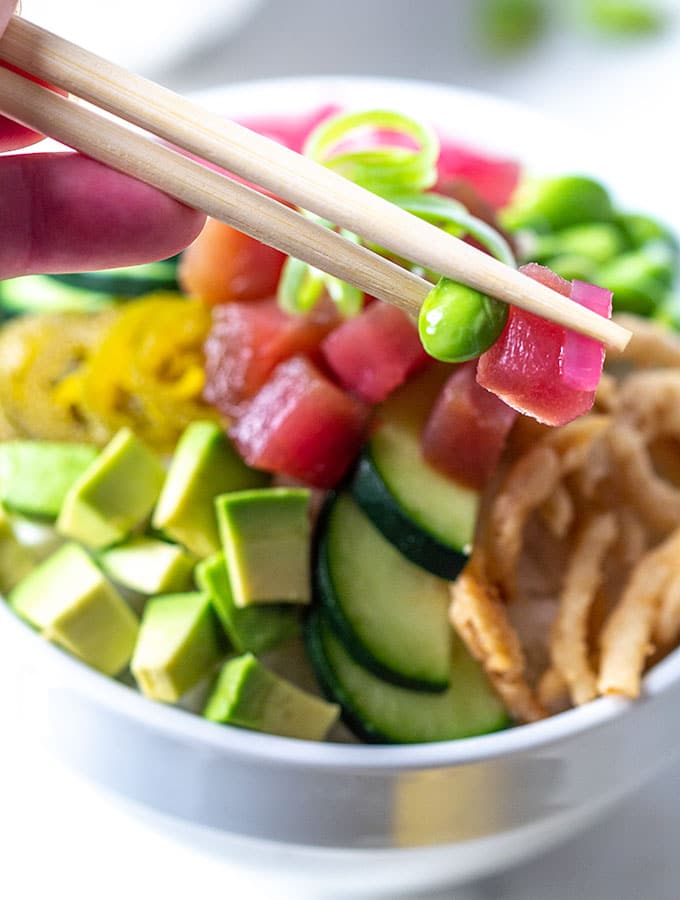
[
  {"left": 230, "top": 356, "right": 371, "bottom": 488},
  {"left": 436, "top": 139, "right": 521, "bottom": 210},
  {"left": 476, "top": 264, "right": 596, "bottom": 426},
  {"left": 204, "top": 298, "right": 338, "bottom": 417},
  {"left": 321, "top": 301, "right": 430, "bottom": 403},
  {"left": 422, "top": 362, "right": 518, "bottom": 490},
  {"left": 179, "top": 219, "right": 285, "bottom": 305}
]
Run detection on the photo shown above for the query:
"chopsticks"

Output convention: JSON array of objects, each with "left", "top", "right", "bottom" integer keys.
[{"left": 0, "top": 16, "right": 631, "bottom": 351}]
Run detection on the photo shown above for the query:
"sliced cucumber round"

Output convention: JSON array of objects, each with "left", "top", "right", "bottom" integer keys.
[
  {"left": 350, "top": 367, "right": 479, "bottom": 579},
  {"left": 306, "top": 609, "right": 509, "bottom": 744},
  {"left": 0, "top": 275, "right": 115, "bottom": 317},
  {"left": 316, "top": 493, "right": 451, "bottom": 692},
  {"left": 51, "top": 258, "right": 179, "bottom": 297}
]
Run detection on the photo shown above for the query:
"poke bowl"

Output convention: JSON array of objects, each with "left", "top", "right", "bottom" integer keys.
[{"left": 1, "top": 76, "right": 680, "bottom": 896}]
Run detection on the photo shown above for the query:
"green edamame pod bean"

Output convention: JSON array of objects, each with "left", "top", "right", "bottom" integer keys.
[
  {"left": 598, "top": 248, "right": 672, "bottom": 316},
  {"left": 478, "top": 0, "right": 547, "bottom": 52},
  {"left": 502, "top": 175, "right": 614, "bottom": 233},
  {"left": 545, "top": 254, "right": 599, "bottom": 283},
  {"left": 617, "top": 212, "right": 679, "bottom": 255},
  {"left": 532, "top": 222, "right": 626, "bottom": 266},
  {"left": 418, "top": 279, "right": 508, "bottom": 363},
  {"left": 585, "top": 0, "right": 666, "bottom": 36}
]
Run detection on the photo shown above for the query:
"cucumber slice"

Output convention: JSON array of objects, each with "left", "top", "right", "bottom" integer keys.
[
  {"left": 316, "top": 493, "right": 451, "bottom": 692},
  {"left": 306, "top": 610, "right": 509, "bottom": 744},
  {"left": 0, "top": 275, "right": 115, "bottom": 316},
  {"left": 51, "top": 259, "right": 178, "bottom": 297},
  {"left": 350, "top": 367, "right": 479, "bottom": 579}
]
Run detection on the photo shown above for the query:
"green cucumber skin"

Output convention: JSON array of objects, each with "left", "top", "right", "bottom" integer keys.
[
  {"left": 350, "top": 451, "right": 469, "bottom": 580},
  {"left": 51, "top": 261, "right": 178, "bottom": 297},
  {"left": 304, "top": 608, "right": 391, "bottom": 744},
  {"left": 313, "top": 496, "right": 449, "bottom": 694},
  {"left": 305, "top": 608, "right": 510, "bottom": 745}
]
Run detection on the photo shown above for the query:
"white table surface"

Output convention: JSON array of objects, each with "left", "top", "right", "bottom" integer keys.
[{"left": 2, "top": 2, "right": 680, "bottom": 898}]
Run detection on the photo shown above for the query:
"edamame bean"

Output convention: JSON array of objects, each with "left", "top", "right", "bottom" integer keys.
[
  {"left": 617, "top": 212, "right": 679, "bottom": 255},
  {"left": 418, "top": 279, "right": 508, "bottom": 363},
  {"left": 502, "top": 175, "right": 614, "bottom": 233},
  {"left": 598, "top": 248, "right": 672, "bottom": 315},
  {"left": 532, "top": 222, "right": 626, "bottom": 265},
  {"left": 545, "top": 254, "right": 599, "bottom": 283}
]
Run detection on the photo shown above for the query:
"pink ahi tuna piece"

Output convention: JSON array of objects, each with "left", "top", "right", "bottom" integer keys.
[
  {"left": 476, "top": 263, "right": 610, "bottom": 426},
  {"left": 321, "top": 300, "right": 430, "bottom": 403}
]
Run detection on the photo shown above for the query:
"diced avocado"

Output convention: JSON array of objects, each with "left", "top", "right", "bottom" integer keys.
[
  {"left": 57, "top": 428, "right": 165, "bottom": 549},
  {"left": 131, "top": 592, "right": 223, "bottom": 702},
  {"left": 99, "top": 536, "right": 195, "bottom": 595},
  {"left": 152, "top": 422, "right": 268, "bottom": 558},
  {"left": 204, "top": 653, "right": 339, "bottom": 741},
  {"left": 0, "top": 507, "right": 35, "bottom": 594},
  {"left": 0, "top": 440, "right": 98, "bottom": 520},
  {"left": 9, "top": 542, "right": 139, "bottom": 675},
  {"left": 216, "top": 488, "right": 311, "bottom": 607},
  {"left": 195, "top": 552, "right": 300, "bottom": 654}
]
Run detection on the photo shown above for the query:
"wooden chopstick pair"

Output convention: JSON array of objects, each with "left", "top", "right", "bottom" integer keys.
[{"left": 0, "top": 15, "right": 630, "bottom": 350}]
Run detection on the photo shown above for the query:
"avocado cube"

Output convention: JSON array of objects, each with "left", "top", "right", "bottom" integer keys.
[
  {"left": 195, "top": 552, "right": 300, "bottom": 654},
  {"left": 204, "top": 653, "right": 339, "bottom": 741},
  {"left": 9, "top": 542, "right": 139, "bottom": 676},
  {"left": 152, "top": 422, "right": 268, "bottom": 558},
  {"left": 57, "top": 428, "right": 165, "bottom": 549},
  {"left": 0, "top": 440, "right": 98, "bottom": 520},
  {"left": 216, "top": 488, "right": 311, "bottom": 607},
  {"left": 131, "top": 592, "right": 223, "bottom": 702},
  {"left": 0, "top": 507, "right": 35, "bottom": 594},
  {"left": 99, "top": 536, "right": 195, "bottom": 595}
]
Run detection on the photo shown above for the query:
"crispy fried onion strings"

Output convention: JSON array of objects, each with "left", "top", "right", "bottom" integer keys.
[
  {"left": 450, "top": 558, "right": 545, "bottom": 723},
  {"left": 550, "top": 513, "right": 618, "bottom": 706},
  {"left": 598, "top": 527, "right": 680, "bottom": 698}
]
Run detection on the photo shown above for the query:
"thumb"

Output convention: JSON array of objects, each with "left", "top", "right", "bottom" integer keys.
[{"left": 0, "top": 1, "right": 18, "bottom": 37}]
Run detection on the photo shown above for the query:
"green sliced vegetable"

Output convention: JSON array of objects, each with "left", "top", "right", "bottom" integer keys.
[
  {"left": 52, "top": 258, "right": 179, "bottom": 297},
  {"left": 0, "top": 275, "right": 115, "bottom": 318},
  {"left": 153, "top": 421, "right": 268, "bottom": 559},
  {"left": 131, "top": 592, "right": 223, "bottom": 702},
  {"left": 99, "top": 536, "right": 195, "bottom": 595},
  {"left": 57, "top": 427, "right": 165, "bottom": 549},
  {"left": 0, "top": 440, "right": 98, "bottom": 520},
  {"left": 216, "top": 487, "right": 311, "bottom": 607},
  {"left": 0, "top": 507, "right": 36, "bottom": 594},
  {"left": 195, "top": 552, "right": 300, "bottom": 654},
  {"left": 304, "top": 109, "right": 439, "bottom": 195},
  {"left": 9, "top": 542, "right": 139, "bottom": 676},
  {"left": 316, "top": 493, "right": 451, "bottom": 692},
  {"left": 350, "top": 366, "right": 478, "bottom": 579},
  {"left": 204, "top": 652, "right": 339, "bottom": 741},
  {"left": 306, "top": 610, "right": 508, "bottom": 744},
  {"left": 390, "top": 192, "right": 516, "bottom": 266}
]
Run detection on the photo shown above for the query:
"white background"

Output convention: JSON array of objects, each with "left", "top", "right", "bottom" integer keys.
[{"left": 3, "top": 1, "right": 680, "bottom": 898}]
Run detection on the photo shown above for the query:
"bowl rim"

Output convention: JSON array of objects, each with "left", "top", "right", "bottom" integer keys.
[
  {"left": 3, "top": 74, "right": 679, "bottom": 772},
  {"left": 4, "top": 595, "right": 679, "bottom": 770}
]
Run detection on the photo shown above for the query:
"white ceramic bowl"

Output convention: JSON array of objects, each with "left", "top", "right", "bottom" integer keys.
[{"left": 2, "top": 77, "right": 680, "bottom": 897}]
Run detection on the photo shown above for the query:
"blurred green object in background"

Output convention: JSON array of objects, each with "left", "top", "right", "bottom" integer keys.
[
  {"left": 478, "top": 0, "right": 549, "bottom": 51},
  {"left": 582, "top": 0, "right": 666, "bottom": 36},
  {"left": 477, "top": 0, "right": 667, "bottom": 55}
]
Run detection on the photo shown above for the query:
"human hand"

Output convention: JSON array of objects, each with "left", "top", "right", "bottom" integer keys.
[{"left": 0, "top": 1, "right": 205, "bottom": 279}]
